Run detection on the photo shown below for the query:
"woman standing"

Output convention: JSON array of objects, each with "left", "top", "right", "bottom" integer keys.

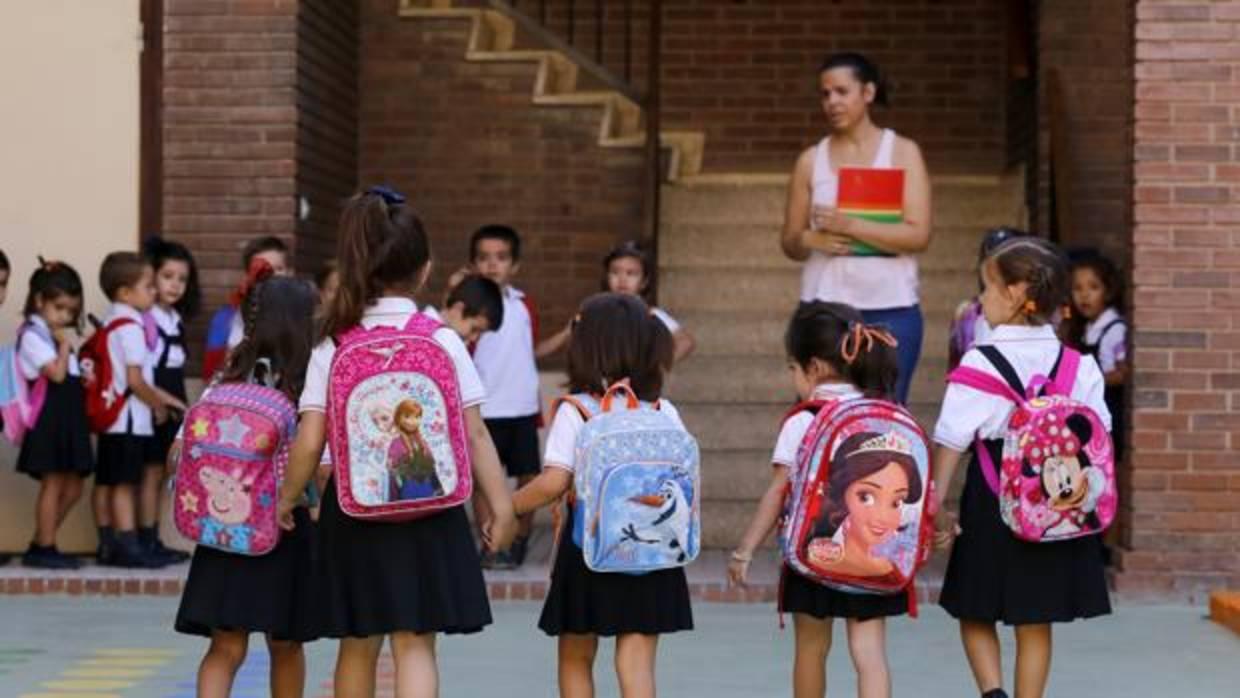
[{"left": 782, "top": 52, "right": 933, "bottom": 404}]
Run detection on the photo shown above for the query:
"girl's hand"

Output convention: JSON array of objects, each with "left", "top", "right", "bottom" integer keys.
[
  {"left": 52, "top": 327, "right": 70, "bottom": 346},
  {"left": 811, "top": 206, "right": 856, "bottom": 236},
  {"left": 934, "top": 510, "right": 960, "bottom": 550},
  {"left": 802, "top": 229, "right": 855, "bottom": 257},
  {"left": 276, "top": 497, "right": 298, "bottom": 531},
  {"left": 727, "top": 550, "right": 753, "bottom": 587},
  {"left": 483, "top": 509, "right": 517, "bottom": 553}
]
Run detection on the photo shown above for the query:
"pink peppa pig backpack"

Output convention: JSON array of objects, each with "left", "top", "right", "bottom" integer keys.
[
  {"left": 173, "top": 382, "right": 297, "bottom": 555},
  {"left": 948, "top": 345, "right": 1117, "bottom": 543},
  {"left": 326, "top": 312, "right": 472, "bottom": 521}
]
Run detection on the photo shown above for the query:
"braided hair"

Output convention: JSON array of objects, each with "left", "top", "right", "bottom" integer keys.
[
  {"left": 985, "top": 237, "right": 1069, "bottom": 325},
  {"left": 221, "top": 275, "right": 317, "bottom": 400}
]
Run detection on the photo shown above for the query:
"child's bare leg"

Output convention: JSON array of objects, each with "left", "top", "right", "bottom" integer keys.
[
  {"left": 390, "top": 631, "right": 438, "bottom": 698},
  {"left": 1013, "top": 624, "right": 1051, "bottom": 698},
  {"left": 198, "top": 630, "right": 248, "bottom": 698},
  {"left": 516, "top": 474, "right": 536, "bottom": 538},
  {"left": 266, "top": 637, "right": 305, "bottom": 698},
  {"left": 111, "top": 484, "right": 137, "bottom": 531},
  {"left": 92, "top": 484, "right": 111, "bottom": 527},
  {"left": 960, "top": 620, "right": 1004, "bottom": 694},
  {"left": 845, "top": 617, "right": 891, "bottom": 698},
  {"left": 793, "top": 613, "right": 832, "bottom": 698},
  {"left": 34, "top": 474, "right": 65, "bottom": 547},
  {"left": 558, "top": 633, "right": 598, "bottom": 698},
  {"left": 139, "top": 463, "right": 163, "bottom": 529},
  {"left": 56, "top": 474, "right": 84, "bottom": 525},
  {"left": 615, "top": 633, "right": 658, "bottom": 698},
  {"left": 335, "top": 635, "right": 383, "bottom": 698}
]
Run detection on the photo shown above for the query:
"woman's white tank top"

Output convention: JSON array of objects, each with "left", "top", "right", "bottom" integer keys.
[{"left": 801, "top": 129, "right": 920, "bottom": 309}]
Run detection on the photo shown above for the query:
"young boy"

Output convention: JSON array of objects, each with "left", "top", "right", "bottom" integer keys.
[
  {"left": 94, "top": 252, "right": 186, "bottom": 568},
  {"left": 428, "top": 274, "right": 505, "bottom": 345},
  {"left": 202, "top": 236, "right": 289, "bottom": 378},
  {"left": 468, "top": 225, "right": 541, "bottom": 568}
]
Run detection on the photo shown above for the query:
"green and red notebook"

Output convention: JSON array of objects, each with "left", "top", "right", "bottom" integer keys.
[{"left": 837, "top": 167, "right": 904, "bottom": 257}]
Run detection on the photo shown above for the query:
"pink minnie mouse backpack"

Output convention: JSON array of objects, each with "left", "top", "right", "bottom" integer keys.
[
  {"left": 326, "top": 313, "right": 472, "bottom": 521},
  {"left": 779, "top": 397, "right": 935, "bottom": 606},
  {"left": 174, "top": 382, "right": 297, "bottom": 555},
  {"left": 948, "top": 345, "right": 1117, "bottom": 543}
]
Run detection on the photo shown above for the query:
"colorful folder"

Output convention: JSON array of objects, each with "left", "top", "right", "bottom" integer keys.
[{"left": 837, "top": 167, "right": 905, "bottom": 257}]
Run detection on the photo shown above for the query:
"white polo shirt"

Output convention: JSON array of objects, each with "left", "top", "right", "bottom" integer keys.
[
  {"left": 934, "top": 324, "right": 1111, "bottom": 451},
  {"left": 299, "top": 297, "right": 486, "bottom": 415},
  {"left": 149, "top": 305, "right": 186, "bottom": 370},
  {"left": 472, "top": 285, "right": 540, "bottom": 419},
  {"left": 1083, "top": 307, "right": 1127, "bottom": 373},
  {"left": 103, "top": 303, "right": 155, "bottom": 436},
  {"left": 17, "top": 316, "right": 79, "bottom": 380},
  {"left": 770, "top": 383, "right": 863, "bottom": 475}
]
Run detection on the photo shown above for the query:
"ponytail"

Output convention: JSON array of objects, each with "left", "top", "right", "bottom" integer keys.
[
  {"left": 222, "top": 275, "right": 317, "bottom": 399},
  {"left": 322, "top": 186, "right": 430, "bottom": 339},
  {"left": 785, "top": 301, "right": 898, "bottom": 400}
]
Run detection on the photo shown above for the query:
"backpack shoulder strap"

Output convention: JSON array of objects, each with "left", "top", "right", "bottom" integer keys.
[
  {"left": 403, "top": 312, "right": 442, "bottom": 336},
  {"left": 1047, "top": 346, "right": 1080, "bottom": 397},
  {"left": 975, "top": 345, "right": 1024, "bottom": 396},
  {"left": 1098, "top": 318, "right": 1125, "bottom": 342},
  {"left": 552, "top": 394, "right": 599, "bottom": 423},
  {"left": 781, "top": 399, "right": 826, "bottom": 424}
]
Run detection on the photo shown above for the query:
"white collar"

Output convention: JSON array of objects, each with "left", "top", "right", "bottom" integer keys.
[
  {"left": 810, "top": 382, "right": 863, "bottom": 401},
  {"left": 504, "top": 285, "right": 525, "bottom": 301},
  {"left": 985, "top": 324, "right": 1057, "bottom": 342},
  {"left": 1085, "top": 307, "right": 1120, "bottom": 333},
  {"left": 25, "top": 314, "right": 50, "bottom": 333},
  {"left": 110, "top": 303, "right": 144, "bottom": 322},
  {"left": 365, "top": 296, "right": 418, "bottom": 315}
]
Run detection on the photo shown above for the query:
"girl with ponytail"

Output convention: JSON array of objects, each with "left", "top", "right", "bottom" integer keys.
[
  {"left": 728, "top": 301, "right": 906, "bottom": 698},
  {"left": 279, "top": 187, "right": 516, "bottom": 697}
]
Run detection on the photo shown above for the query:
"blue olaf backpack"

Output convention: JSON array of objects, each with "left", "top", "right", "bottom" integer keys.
[{"left": 558, "top": 382, "right": 700, "bottom": 574}]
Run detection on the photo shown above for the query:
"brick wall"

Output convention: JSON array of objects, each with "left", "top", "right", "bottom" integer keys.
[
  {"left": 359, "top": 0, "right": 644, "bottom": 340},
  {"left": 1126, "top": 1, "right": 1240, "bottom": 598},
  {"left": 162, "top": 0, "right": 300, "bottom": 360},
  {"left": 296, "top": 0, "right": 359, "bottom": 273},
  {"left": 1036, "top": 0, "right": 1134, "bottom": 261}
]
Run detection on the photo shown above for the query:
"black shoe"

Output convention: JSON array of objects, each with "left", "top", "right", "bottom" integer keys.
[
  {"left": 110, "top": 535, "right": 167, "bottom": 569},
  {"left": 489, "top": 548, "right": 518, "bottom": 571},
  {"left": 510, "top": 535, "right": 530, "bottom": 567},
  {"left": 145, "top": 538, "right": 189, "bottom": 565},
  {"left": 22, "top": 544, "right": 81, "bottom": 570},
  {"left": 95, "top": 541, "right": 115, "bottom": 567},
  {"left": 983, "top": 690, "right": 1010, "bottom": 698},
  {"left": 0, "top": 553, "right": 12, "bottom": 566}
]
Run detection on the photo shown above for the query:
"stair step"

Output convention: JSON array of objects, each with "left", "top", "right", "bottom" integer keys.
[
  {"left": 676, "top": 402, "right": 790, "bottom": 452},
  {"left": 701, "top": 449, "right": 773, "bottom": 500}
]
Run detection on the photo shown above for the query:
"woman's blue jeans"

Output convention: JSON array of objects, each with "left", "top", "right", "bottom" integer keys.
[{"left": 860, "top": 305, "right": 924, "bottom": 404}]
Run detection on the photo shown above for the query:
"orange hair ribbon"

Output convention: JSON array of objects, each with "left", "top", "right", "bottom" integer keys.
[{"left": 840, "top": 322, "right": 898, "bottom": 364}]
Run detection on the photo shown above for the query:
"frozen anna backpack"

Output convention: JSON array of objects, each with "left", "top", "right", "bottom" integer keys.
[
  {"left": 326, "top": 313, "right": 472, "bottom": 521},
  {"left": 948, "top": 345, "right": 1117, "bottom": 542},
  {"left": 780, "top": 397, "right": 934, "bottom": 598},
  {"left": 0, "top": 322, "right": 51, "bottom": 446},
  {"left": 174, "top": 381, "right": 297, "bottom": 555},
  {"left": 558, "top": 382, "right": 700, "bottom": 574}
]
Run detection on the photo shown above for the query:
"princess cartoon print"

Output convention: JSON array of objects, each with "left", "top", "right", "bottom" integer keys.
[
  {"left": 805, "top": 430, "right": 924, "bottom": 581},
  {"left": 387, "top": 399, "right": 443, "bottom": 501}
]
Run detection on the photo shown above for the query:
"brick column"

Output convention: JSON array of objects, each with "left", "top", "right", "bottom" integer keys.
[{"left": 1126, "top": 1, "right": 1240, "bottom": 599}]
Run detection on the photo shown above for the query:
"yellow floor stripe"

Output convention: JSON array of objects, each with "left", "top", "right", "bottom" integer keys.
[
  {"left": 20, "top": 694, "right": 122, "bottom": 698},
  {"left": 41, "top": 679, "right": 135, "bottom": 690},
  {"left": 79, "top": 657, "right": 166, "bottom": 667},
  {"left": 61, "top": 667, "right": 155, "bottom": 679},
  {"left": 92, "top": 648, "right": 181, "bottom": 657}
]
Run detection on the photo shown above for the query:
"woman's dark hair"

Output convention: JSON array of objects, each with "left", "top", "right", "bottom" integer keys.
[
  {"left": 314, "top": 259, "right": 338, "bottom": 290},
  {"left": 23, "top": 259, "right": 84, "bottom": 326},
  {"left": 566, "top": 293, "right": 671, "bottom": 402},
  {"left": 321, "top": 188, "right": 430, "bottom": 339},
  {"left": 223, "top": 276, "right": 317, "bottom": 400},
  {"left": 601, "top": 239, "right": 653, "bottom": 300},
  {"left": 1061, "top": 247, "right": 1124, "bottom": 349},
  {"left": 816, "top": 431, "right": 924, "bottom": 537},
  {"left": 819, "top": 52, "right": 889, "bottom": 107},
  {"left": 142, "top": 237, "right": 202, "bottom": 319},
  {"left": 985, "top": 236, "right": 1069, "bottom": 326},
  {"left": 785, "top": 301, "right": 898, "bottom": 400}
]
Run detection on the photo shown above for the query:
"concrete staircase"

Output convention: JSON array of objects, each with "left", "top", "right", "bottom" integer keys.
[
  {"left": 399, "top": 0, "right": 704, "bottom": 181},
  {"left": 660, "top": 172, "right": 1027, "bottom": 547}
]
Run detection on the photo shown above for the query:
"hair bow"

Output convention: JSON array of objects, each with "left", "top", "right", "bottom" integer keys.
[
  {"left": 366, "top": 185, "right": 407, "bottom": 206},
  {"left": 229, "top": 257, "right": 275, "bottom": 307},
  {"left": 840, "top": 322, "right": 898, "bottom": 364}
]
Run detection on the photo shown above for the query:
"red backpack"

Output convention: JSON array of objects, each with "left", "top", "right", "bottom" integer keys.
[{"left": 79, "top": 317, "right": 139, "bottom": 433}]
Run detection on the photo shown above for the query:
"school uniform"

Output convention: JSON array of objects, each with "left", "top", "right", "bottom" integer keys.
[
  {"left": 175, "top": 379, "right": 317, "bottom": 641},
  {"left": 14, "top": 316, "right": 93, "bottom": 480},
  {"left": 538, "top": 399, "right": 694, "bottom": 637},
  {"left": 1081, "top": 307, "right": 1127, "bottom": 460},
  {"left": 651, "top": 307, "right": 681, "bottom": 335},
  {"left": 473, "top": 285, "right": 541, "bottom": 477},
  {"left": 95, "top": 303, "right": 156, "bottom": 486},
  {"left": 936, "top": 324, "right": 1112, "bottom": 625},
  {"left": 775, "top": 383, "right": 909, "bottom": 621},
  {"left": 300, "top": 297, "right": 491, "bottom": 637},
  {"left": 146, "top": 305, "right": 187, "bottom": 464}
]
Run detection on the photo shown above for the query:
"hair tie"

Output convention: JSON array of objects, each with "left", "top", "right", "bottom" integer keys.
[
  {"left": 1023, "top": 299, "right": 1038, "bottom": 315},
  {"left": 230, "top": 257, "right": 275, "bottom": 307},
  {"left": 365, "top": 185, "right": 407, "bottom": 206},
  {"left": 36, "top": 255, "right": 59, "bottom": 272},
  {"left": 840, "top": 322, "right": 898, "bottom": 364}
]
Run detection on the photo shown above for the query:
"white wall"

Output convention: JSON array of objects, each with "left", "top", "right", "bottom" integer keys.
[{"left": 0, "top": 1, "right": 141, "bottom": 552}]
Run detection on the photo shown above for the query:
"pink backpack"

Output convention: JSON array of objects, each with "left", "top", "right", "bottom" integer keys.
[
  {"left": 327, "top": 313, "right": 472, "bottom": 521},
  {"left": 948, "top": 346, "right": 1117, "bottom": 543},
  {"left": 779, "top": 396, "right": 934, "bottom": 604},
  {"left": 0, "top": 322, "right": 50, "bottom": 446},
  {"left": 173, "top": 382, "right": 297, "bottom": 555}
]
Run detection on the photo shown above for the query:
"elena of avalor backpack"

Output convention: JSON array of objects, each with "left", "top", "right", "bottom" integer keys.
[
  {"left": 173, "top": 382, "right": 296, "bottom": 555},
  {"left": 79, "top": 316, "right": 139, "bottom": 433},
  {"left": 779, "top": 397, "right": 934, "bottom": 599},
  {"left": 0, "top": 322, "right": 51, "bottom": 445},
  {"left": 326, "top": 313, "right": 472, "bottom": 521},
  {"left": 558, "top": 382, "right": 700, "bottom": 574},
  {"left": 948, "top": 345, "right": 1117, "bottom": 543}
]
